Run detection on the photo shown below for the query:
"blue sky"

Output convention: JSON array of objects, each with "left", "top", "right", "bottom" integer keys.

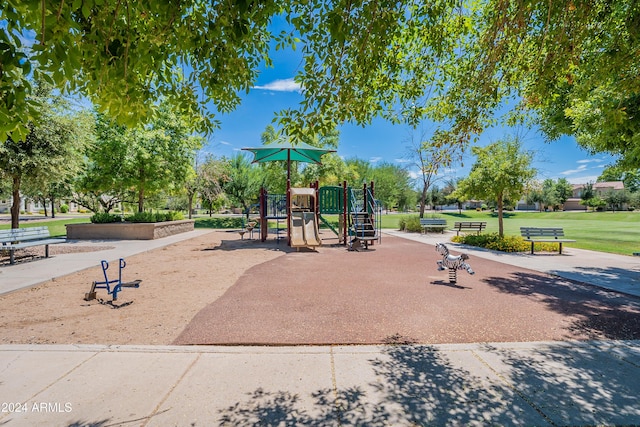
[{"left": 203, "top": 22, "right": 618, "bottom": 188}]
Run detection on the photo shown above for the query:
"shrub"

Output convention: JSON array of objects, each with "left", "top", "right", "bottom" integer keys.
[
  {"left": 452, "top": 233, "right": 529, "bottom": 252},
  {"left": 399, "top": 215, "right": 445, "bottom": 233},
  {"left": 195, "top": 217, "right": 245, "bottom": 229},
  {"left": 90, "top": 212, "right": 123, "bottom": 223},
  {"left": 125, "top": 211, "right": 184, "bottom": 223},
  {"left": 399, "top": 216, "right": 422, "bottom": 232},
  {"left": 59, "top": 204, "right": 69, "bottom": 213},
  {"left": 452, "top": 233, "right": 562, "bottom": 253}
]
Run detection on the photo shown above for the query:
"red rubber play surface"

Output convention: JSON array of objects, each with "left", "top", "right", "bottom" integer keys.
[{"left": 174, "top": 235, "right": 640, "bottom": 345}]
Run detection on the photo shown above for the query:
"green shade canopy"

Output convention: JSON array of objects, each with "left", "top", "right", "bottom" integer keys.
[{"left": 242, "top": 141, "right": 336, "bottom": 181}]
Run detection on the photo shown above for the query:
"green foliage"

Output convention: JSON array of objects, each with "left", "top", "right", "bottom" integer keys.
[
  {"left": 399, "top": 216, "right": 423, "bottom": 232},
  {"left": 4, "top": 0, "right": 639, "bottom": 172},
  {"left": 124, "top": 211, "right": 184, "bottom": 223},
  {"left": 0, "top": 81, "right": 93, "bottom": 228},
  {"left": 370, "top": 162, "right": 413, "bottom": 211},
  {"left": 451, "top": 233, "right": 527, "bottom": 252},
  {"left": 76, "top": 104, "right": 203, "bottom": 214},
  {"left": 59, "top": 204, "right": 69, "bottom": 213},
  {"left": 398, "top": 215, "right": 444, "bottom": 232},
  {"left": 223, "top": 154, "right": 262, "bottom": 216},
  {"left": 451, "top": 232, "right": 559, "bottom": 253},
  {"left": 90, "top": 213, "right": 123, "bottom": 224},
  {"left": 1, "top": 1, "right": 284, "bottom": 140},
  {"left": 195, "top": 217, "right": 245, "bottom": 229},
  {"left": 457, "top": 137, "right": 535, "bottom": 236}
]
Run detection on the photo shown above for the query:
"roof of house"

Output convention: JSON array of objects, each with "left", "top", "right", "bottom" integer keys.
[{"left": 572, "top": 181, "right": 624, "bottom": 191}]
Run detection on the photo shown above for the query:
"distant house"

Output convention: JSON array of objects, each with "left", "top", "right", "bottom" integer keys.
[
  {"left": 0, "top": 196, "right": 78, "bottom": 214},
  {"left": 564, "top": 181, "right": 625, "bottom": 210}
]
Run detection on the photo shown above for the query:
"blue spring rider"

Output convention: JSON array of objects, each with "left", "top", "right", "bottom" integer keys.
[{"left": 84, "top": 258, "right": 142, "bottom": 302}]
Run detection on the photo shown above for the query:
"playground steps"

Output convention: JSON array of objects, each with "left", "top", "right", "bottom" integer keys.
[{"left": 350, "top": 212, "right": 377, "bottom": 239}]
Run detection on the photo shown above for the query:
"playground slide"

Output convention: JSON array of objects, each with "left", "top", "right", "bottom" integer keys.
[
  {"left": 290, "top": 212, "right": 321, "bottom": 248},
  {"left": 302, "top": 212, "right": 321, "bottom": 247},
  {"left": 290, "top": 212, "right": 306, "bottom": 247}
]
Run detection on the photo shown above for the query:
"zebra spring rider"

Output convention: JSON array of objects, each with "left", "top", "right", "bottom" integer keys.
[{"left": 435, "top": 242, "right": 475, "bottom": 284}]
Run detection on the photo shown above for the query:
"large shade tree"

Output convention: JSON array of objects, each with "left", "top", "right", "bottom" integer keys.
[
  {"left": 3, "top": 1, "right": 639, "bottom": 163},
  {"left": 456, "top": 137, "right": 536, "bottom": 237},
  {"left": 0, "top": 1, "right": 477, "bottom": 146},
  {"left": 76, "top": 103, "right": 202, "bottom": 213},
  {"left": 0, "top": 82, "right": 92, "bottom": 228}
]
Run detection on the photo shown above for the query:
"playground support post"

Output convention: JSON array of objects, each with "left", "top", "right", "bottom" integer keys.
[
  {"left": 288, "top": 183, "right": 293, "bottom": 247},
  {"left": 259, "top": 187, "right": 268, "bottom": 242},
  {"left": 343, "top": 181, "right": 348, "bottom": 245}
]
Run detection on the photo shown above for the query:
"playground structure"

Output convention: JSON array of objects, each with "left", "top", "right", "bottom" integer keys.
[
  {"left": 84, "top": 258, "right": 142, "bottom": 302},
  {"left": 258, "top": 181, "right": 382, "bottom": 250}
]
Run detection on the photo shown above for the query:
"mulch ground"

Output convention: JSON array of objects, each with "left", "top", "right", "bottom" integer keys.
[{"left": 174, "top": 234, "right": 640, "bottom": 345}]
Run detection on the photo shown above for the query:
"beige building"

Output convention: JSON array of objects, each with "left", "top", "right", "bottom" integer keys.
[{"left": 564, "top": 181, "right": 625, "bottom": 210}]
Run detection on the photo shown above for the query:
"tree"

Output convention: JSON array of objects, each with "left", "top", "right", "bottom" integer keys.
[
  {"left": 224, "top": 154, "right": 262, "bottom": 219},
  {"left": 457, "top": 137, "right": 535, "bottom": 237},
  {"left": 461, "top": 1, "right": 640, "bottom": 168},
  {"left": 555, "top": 178, "right": 574, "bottom": 209},
  {"left": 604, "top": 189, "right": 630, "bottom": 213},
  {"left": 0, "top": 82, "right": 92, "bottom": 228},
  {"left": 406, "top": 127, "right": 458, "bottom": 218},
  {"left": 579, "top": 182, "right": 595, "bottom": 211},
  {"left": 444, "top": 178, "right": 465, "bottom": 214},
  {"left": 599, "top": 165, "right": 640, "bottom": 193},
  {"left": 78, "top": 103, "right": 203, "bottom": 213},
  {"left": 541, "top": 179, "right": 559, "bottom": 211},
  {"left": 2, "top": 1, "right": 481, "bottom": 146},
  {"left": 370, "top": 163, "right": 413, "bottom": 211},
  {"left": 6, "top": 1, "right": 638, "bottom": 164},
  {"left": 427, "top": 186, "right": 447, "bottom": 210},
  {"left": 199, "top": 155, "right": 231, "bottom": 216}
]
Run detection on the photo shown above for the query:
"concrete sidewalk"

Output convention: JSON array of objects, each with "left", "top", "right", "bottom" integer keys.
[
  {"left": 1, "top": 230, "right": 640, "bottom": 426},
  {"left": 1, "top": 341, "right": 639, "bottom": 426}
]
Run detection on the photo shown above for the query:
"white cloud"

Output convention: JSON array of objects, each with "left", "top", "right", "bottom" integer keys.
[
  {"left": 560, "top": 164, "right": 588, "bottom": 176},
  {"left": 219, "top": 140, "right": 232, "bottom": 146},
  {"left": 395, "top": 158, "right": 411, "bottom": 163},
  {"left": 369, "top": 156, "right": 382, "bottom": 164},
  {"left": 576, "top": 158, "right": 605, "bottom": 164},
  {"left": 253, "top": 78, "right": 301, "bottom": 92}
]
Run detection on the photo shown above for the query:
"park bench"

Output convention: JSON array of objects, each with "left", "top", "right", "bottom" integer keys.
[
  {"left": 520, "top": 227, "right": 576, "bottom": 255},
  {"left": 0, "top": 226, "right": 66, "bottom": 265},
  {"left": 420, "top": 218, "right": 447, "bottom": 234},
  {"left": 452, "top": 221, "right": 487, "bottom": 236}
]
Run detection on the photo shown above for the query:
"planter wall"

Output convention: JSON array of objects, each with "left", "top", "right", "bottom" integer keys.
[{"left": 66, "top": 220, "right": 195, "bottom": 240}]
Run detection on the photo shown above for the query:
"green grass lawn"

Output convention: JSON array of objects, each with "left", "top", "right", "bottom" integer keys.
[
  {"left": 386, "top": 210, "right": 640, "bottom": 256},
  {"left": 0, "top": 217, "right": 90, "bottom": 237}
]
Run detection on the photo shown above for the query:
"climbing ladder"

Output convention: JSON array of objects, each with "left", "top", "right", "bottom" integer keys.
[{"left": 347, "top": 186, "right": 382, "bottom": 249}]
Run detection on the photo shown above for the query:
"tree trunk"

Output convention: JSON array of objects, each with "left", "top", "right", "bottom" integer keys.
[
  {"left": 138, "top": 188, "right": 145, "bottom": 213},
  {"left": 188, "top": 194, "right": 193, "bottom": 219},
  {"left": 497, "top": 194, "right": 504, "bottom": 237},
  {"left": 50, "top": 197, "right": 56, "bottom": 218},
  {"left": 419, "top": 183, "right": 428, "bottom": 218},
  {"left": 41, "top": 196, "right": 48, "bottom": 217},
  {"left": 10, "top": 175, "right": 21, "bottom": 229}
]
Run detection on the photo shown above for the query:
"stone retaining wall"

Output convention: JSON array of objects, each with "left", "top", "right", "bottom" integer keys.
[{"left": 66, "top": 220, "right": 195, "bottom": 240}]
